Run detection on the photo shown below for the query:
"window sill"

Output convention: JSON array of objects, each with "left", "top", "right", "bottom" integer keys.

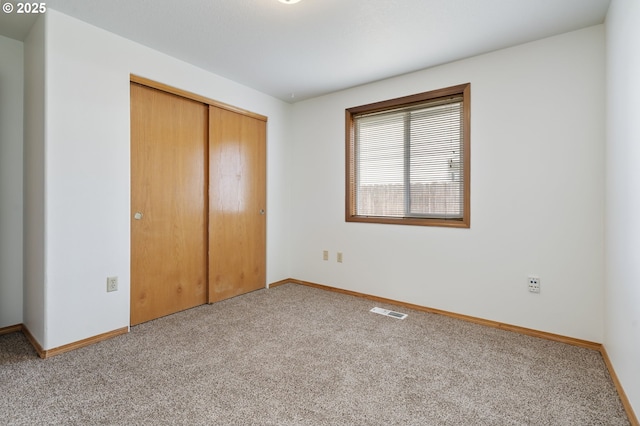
[{"left": 346, "top": 215, "right": 470, "bottom": 228}]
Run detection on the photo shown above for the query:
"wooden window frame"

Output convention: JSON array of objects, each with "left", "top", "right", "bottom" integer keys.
[{"left": 345, "top": 83, "right": 470, "bottom": 228}]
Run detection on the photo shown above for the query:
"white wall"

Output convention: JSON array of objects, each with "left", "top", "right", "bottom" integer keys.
[
  {"left": 33, "top": 9, "right": 292, "bottom": 349},
  {"left": 23, "top": 15, "right": 46, "bottom": 344},
  {"left": 0, "top": 35, "right": 24, "bottom": 328},
  {"left": 605, "top": 0, "right": 640, "bottom": 416},
  {"left": 290, "top": 26, "right": 605, "bottom": 342}
]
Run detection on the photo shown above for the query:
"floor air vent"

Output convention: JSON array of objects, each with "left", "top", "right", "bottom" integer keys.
[{"left": 370, "top": 307, "right": 408, "bottom": 320}]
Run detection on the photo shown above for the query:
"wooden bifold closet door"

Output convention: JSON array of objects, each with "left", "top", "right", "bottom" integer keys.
[{"left": 130, "top": 80, "right": 267, "bottom": 325}]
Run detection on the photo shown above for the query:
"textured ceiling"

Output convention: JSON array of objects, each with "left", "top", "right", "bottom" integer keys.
[{"left": 1, "top": 0, "right": 611, "bottom": 102}]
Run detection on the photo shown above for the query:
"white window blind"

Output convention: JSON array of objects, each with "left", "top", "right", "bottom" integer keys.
[{"left": 352, "top": 95, "right": 464, "bottom": 219}]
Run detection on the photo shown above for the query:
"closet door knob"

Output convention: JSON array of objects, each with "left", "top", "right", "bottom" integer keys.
[
  {"left": 259, "top": 209, "right": 265, "bottom": 215},
  {"left": 134, "top": 212, "right": 143, "bottom": 220}
]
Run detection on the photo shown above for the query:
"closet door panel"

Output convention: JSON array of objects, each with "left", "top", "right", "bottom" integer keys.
[
  {"left": 130, "top": 83, "right": 208, "bottom": 325},
  {"left": 209, "top": 106, "right": 266, "bottom": 302}
]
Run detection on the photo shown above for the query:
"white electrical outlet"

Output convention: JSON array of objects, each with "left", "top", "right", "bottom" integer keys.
[
  {"left": 528, "top": 276, "right": 540, "bottom": 293},
  {"left": 107, "top": 276, "right": 118, "bottom": 292},
  {"left": 323, "top": 250, "right": 329, "bottom": 261},
  {"left": 337, "top": 252, "right": 343, "bottom": 263}
]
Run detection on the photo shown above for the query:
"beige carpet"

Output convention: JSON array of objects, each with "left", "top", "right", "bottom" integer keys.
[{"left": 0, "top": 284, "right": 630, "bottom": 425}]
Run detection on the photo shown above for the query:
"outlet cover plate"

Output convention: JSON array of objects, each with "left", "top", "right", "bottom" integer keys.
[{"left": 107, "top": 276, "right": 118, "bottom": 292}]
